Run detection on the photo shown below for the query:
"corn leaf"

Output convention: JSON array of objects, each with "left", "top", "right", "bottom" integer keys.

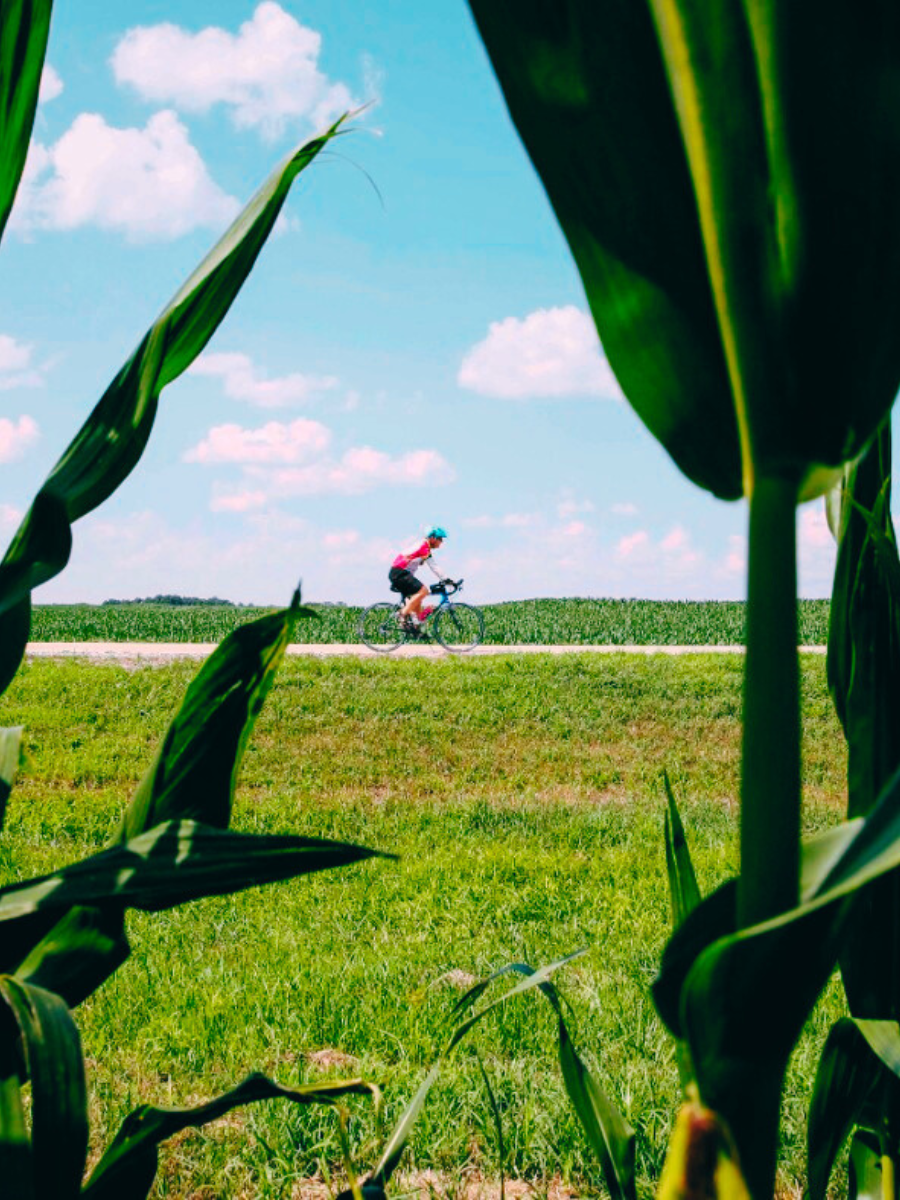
[
  {"left": 467, "top": 0, "right": 740, "bottom": 499},
  {"left": 807, "top": 1019, "right": 888, "bottom": 1200},
  {"left": 557, "top": 1017, "right": 636, "bottom": 1200},
  {"left": 0, "top": 975, "right": 87, "bottom": 1200},
  {"left": 663, "top": 771, "right": 701, "bottom": 928},
  {"left": 0, "top": 819, "right": 386, "bottom": 982},
  {"left": 367, "top": 1064, "right": 441, "bottom": 1189},
  {"left": 0, "top": 117, "right": 348, "bottom": 697},
  {"left": 449, "top": 955, "right": 635, "bottom": 1200},
  {"left": 82, "top": 1073, "right": 377, "bottom": 1200},
  {"left": 0, "top": 989, "right": 32, "bottom": 1199},
  {"left": 13, "top": 905, "right": 128, "bottom": 1010},
  {"left": 14, "top": 592, "right": 316, "bottom": 1005},
  {"left": 0, "top": 726, "right": 23, "bottom": 832},
  {"left": 0, "top": 0, "right": 53, "bottom": 246},
  {"left": 468, "top": 1, "right": 900, "bottom": 500},
  {"left": 448, "top": 951, "right": 585, "bottom": 1051},
  {"left": 119, "top": 588, "right": 313, "bottom": 839}
]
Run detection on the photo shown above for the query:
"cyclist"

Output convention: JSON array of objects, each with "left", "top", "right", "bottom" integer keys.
[{"left": 390, "top": 526, "right": 449, "bottom": 634}]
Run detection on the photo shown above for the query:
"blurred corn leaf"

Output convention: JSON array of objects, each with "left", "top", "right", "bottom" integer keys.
[
  {"left": 0, "top": 975, "right": 87, "bottom": 1200},
  {"left": 808, "top": 1018, "right": 900, "bottom": 1200},
  {"left": 82, "top": 1073, "right": 377, "bottom": 1200},
  {"left": 826, "top": 424, "right": 900, "bottom": 1013},
  {"left": 849, "top": 1129, "right": 885, "bottom": 1200},
  {"left": 657, "top": 1098, "right": 751, "bottom": 1200},
  {"left": 0, "top": 726, "right": 23, "bottom": 832},
  {"left": 653, "top": 766, "right": 900, "bottom": 1194},
  {"left": 828, "top": 423, "right": 900, "bottom": 822},
  {"left": 119, "top": 587, "right": 314, "bottom": 839},
  {"left": 450, "top": 954, "right": 635, "bottom": 1200},
  {"left": 467, "top": 1, "right": 900, "bottom": 501},
  {"left": 0, "top": 116, "right": 348, "bottom": 696},
  {"left": 663, "top": 772, "right": 701, "bottom": 928},
  {"left": 0, "top": 0, "right": 53, "bottom": 246},
  {"left": 2, "top": 819, "right": 386, "bottom": 1001}
]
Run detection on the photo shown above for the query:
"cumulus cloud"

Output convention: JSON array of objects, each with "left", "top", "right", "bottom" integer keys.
[
  {"left": 463, "top": 512, "right": 540, "bottom": 530},
  {"left": 458, "top": 306, "right": 623, "bottom": 400},
  {"left": 39, "top": 65, "right": 63, "bottom": 104},
  {"left": 186, "top": 417, "right": 455, "bottom": 504},
  {"left": 111, "top": 2, "right": 358, "bottom": 139},
  {"left": 557, "top": 492, "right": 595, "bottom": 520},
  {"left": 185, "top": 419, "right": 331, "bottom": 464},
  {"left": 617, "top": 529, "right": 650, "bottom": 558},
  {"left": 189, "top": 352, "right": 339, "bottom": 408},
  {"left": 11, "top": 111, "right": 238, "bottom": 240},
  {"left": 0, "top": 335, "right": 45, "bottom": 390},
  {"left": 0, "top": 415, "right": 40, "bottom": 462}
]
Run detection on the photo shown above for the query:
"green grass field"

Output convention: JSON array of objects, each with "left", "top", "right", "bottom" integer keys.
[
  {"left": 30, "top": 598, "right": 833, "bottom": 645},
  {"left": 0, "top": 653, "right": 848, "bottom": 1197}
]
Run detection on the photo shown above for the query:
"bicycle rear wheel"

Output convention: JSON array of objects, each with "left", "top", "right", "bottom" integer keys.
[
  {"left": 359, "top": 602, "right": 405, "bottom": 652},
  {"left": 432, "top": 602, "right": 484, "bottom": 652}
]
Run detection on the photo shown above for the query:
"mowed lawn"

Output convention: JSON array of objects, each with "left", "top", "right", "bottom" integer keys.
[{"left": 0, "top": 654, "right": 848, "bottom": 1197}]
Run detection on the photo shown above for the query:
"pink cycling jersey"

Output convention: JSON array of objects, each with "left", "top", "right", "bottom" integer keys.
[{"left": 392, "top": 540, "right": 432, "bottom": 573}]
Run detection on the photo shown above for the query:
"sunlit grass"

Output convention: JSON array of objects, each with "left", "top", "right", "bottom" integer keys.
[{"left": 0, "top": 655, "right": 847, "bottom": 1196}]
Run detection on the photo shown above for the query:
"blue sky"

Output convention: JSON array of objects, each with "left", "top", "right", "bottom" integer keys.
[{"left": 0, "top": 1, "right": 843, "bottom": 606}]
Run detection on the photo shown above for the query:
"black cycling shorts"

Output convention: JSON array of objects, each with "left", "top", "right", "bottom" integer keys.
[{"left": 389, "top": 566, "right": 425, "bottom": 598}]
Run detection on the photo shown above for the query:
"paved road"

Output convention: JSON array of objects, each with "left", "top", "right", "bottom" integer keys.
[{"left": 25, "top": 642, "right": 827, "bottom": 662}]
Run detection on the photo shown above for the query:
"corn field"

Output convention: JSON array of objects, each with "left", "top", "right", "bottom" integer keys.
[{"left": 30, "top": 599, "right": 833, "bottom": 646}]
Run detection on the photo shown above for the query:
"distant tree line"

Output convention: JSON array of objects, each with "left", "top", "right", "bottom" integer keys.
[{"left": 103, "top": 595, "right": 241, "bottom": 607}]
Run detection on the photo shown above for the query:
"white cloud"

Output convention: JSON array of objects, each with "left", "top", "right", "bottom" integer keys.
[
  {"left": 189, "top": 352, "right": 339, "bottom": 408},
  {"left": 557, "top": 493, "right": 595, "bottom": 520},
  {"left": 612, "top": 502, "right": 639, "bottom": 517},
  {"left": 209, "top": 488, "right": 268, "bottom": 513},
  {"left": 185, "top": 419, "right": 331, "bottom": 465},
  {"left": 0, "top": 504, "right": 23, "bottom": 531},
  {"left": 257, "top": 446, "right": 454, "bottom": 498},
  {"left": 723, "top": 534, "right": 746, "bottom": 576},
  {"left": 11, "top": 111, "right": 238, "bottom": 240},
  {"left": 186, "top": 417, "right": 455, "bottom": 503},
  {"left": 39, "top": 65, "right": 63, "bottom": 104},
  {"left": 0, "top": 415, "right": 40, "bottom": 462},
  {"left": 111, "top": 2, "right": 359, "bottom": 140},
  {"left": 798, "top": 500, "right": 837, "bottom": 597},
  {"left": 0, "top": 336, "right": 45, "bottom": 389},
  {"left": 462, "top": 512, "right": 540, "bottom": 530},
  {"left": 458, "top": 306, "right": 623, "bottom": 400},
  {"left": 617, "top": 530, "right": 649, "bottom": 558},
  {"left": 322, "top": 529, "right": 360, "bottom": 550}
]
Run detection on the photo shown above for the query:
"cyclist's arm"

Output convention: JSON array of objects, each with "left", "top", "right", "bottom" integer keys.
[{"left": 425, "top": 557, "right": 445, "bottom": 581}]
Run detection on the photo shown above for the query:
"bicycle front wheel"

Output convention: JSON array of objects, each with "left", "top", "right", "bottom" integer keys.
[
  {"left": 432, "top": 603, "right": 484, "bottom": 652},
  {"left": 359, "top": 602, "right": 405, "bottom": 652}
]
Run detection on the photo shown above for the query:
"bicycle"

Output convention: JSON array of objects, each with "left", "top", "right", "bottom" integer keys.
[{"left": 359, "top": 579, "right": 485, "bottom": 653}]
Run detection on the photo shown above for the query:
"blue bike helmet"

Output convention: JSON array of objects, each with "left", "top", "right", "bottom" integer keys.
[{"left": 426, "top": 525, "right": 448, "bottom": 539}]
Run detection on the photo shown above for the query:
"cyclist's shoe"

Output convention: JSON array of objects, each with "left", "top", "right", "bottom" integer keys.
[{"left": 401, "top": 616, "right": 419, "bottom": 636}]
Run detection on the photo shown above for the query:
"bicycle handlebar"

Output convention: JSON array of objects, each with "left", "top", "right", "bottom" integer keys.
[{"left": 431, "top": 578, "right": 463, "bottom": 595}]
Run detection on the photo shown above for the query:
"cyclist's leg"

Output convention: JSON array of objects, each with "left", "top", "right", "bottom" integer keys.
[
  {"left": 405, "top": 584, "right": 429, "bottom": 620},
  {"left": 390, "top": 567, "right": 425, "bottom": 619}
]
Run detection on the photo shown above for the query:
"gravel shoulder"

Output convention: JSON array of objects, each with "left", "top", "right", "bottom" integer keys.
[{"left": 25, "top": 641, "right": 827, "bottom": 663}]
